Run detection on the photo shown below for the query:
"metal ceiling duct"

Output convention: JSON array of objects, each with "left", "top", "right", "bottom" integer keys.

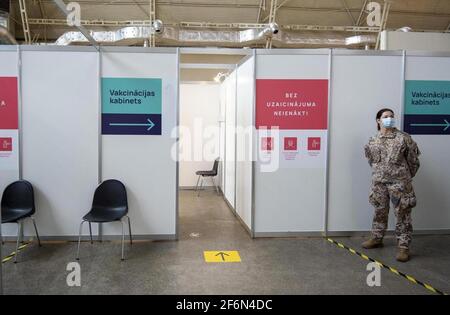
[
  {"left": 0, "top": 26, "right": 16, "bottom": 45},
  {"left": 55, "top": 26, "right": 376, "bottom": 48},
  {"left": 0, "top": 0, "right": 15, "bottom": 44},
  {"left": 0, "top": 0, "right": 9, "bottom": 28}
]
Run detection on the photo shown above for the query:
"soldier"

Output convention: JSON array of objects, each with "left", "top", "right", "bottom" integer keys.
[{"left": 362, "top": 108, "right": 421, "bottom": 262}]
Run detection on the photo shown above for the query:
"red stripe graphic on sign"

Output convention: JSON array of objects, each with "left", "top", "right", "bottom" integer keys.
[{"left": 0, "top": 77, "right": 19, "bottom": 130}]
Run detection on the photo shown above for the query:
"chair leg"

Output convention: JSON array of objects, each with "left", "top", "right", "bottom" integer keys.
[
  {"left": 98, "top": 223, "right": 103, "bottom": 243},
  {"left": 126, "top": 216, "right": 133, "bottom": 245},
  {"left": 121, "top": 219, "right": 125, "bottom": 261},
  {"left": 31, "top": 217, "right": 42, "bottom": 247},
  {"left": 197, "top": 177, "right": 203, "bottom": 197},
  {"left": 88, "top": 222, "right": 93, "bottom": 244},
  {"left": 211, "top": 177, "right": 220, "bottom": 195},
  {"left": 76, "top": 221, "right": 86, "bottom": 261},
  {"left": 195, "top": 175, "right": 201, "bottom": 192},
  {"left": 14, "top": 221, "right": 23, "bottom": 263},
  {"left": 20, "top": 222, "right": 25, "bottom": 244}
]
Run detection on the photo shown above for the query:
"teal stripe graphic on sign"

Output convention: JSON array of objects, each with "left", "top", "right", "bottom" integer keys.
[
  {"left": 102, "top": 78, "right": 162, "bottom": 115},
  {"left": 405, "top": 80, "right": 450, "bottom": 115}
]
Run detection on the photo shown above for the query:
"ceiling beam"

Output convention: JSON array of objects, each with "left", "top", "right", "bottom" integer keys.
[
  {"left": 262, "top": 0, "right": 291, "bottom": 22},
  {"left": 356, "top": 0, "right": 369, "bottom": 26},
  {"left": 149, "top": 0, "right": 156, "bottom": 47},
  {"left": 256, "top": 0, "right": 266, "bottom": 23},
  {"left": 18, "top": 0, "right": 32, "bottom": 44},
  {"left": 130, "top": 0, "right": 149, "bottom": 18},
  {"left": 375, "top": 0, "right": 392, "bottom": 50},
  {"left": 265, "top": 0, "right": 278, "bottom": 48},
  {"left": 340, "top": 0, "right": 356, "bottom": 25},
  {"left": 28, "top": 1, "right": 450, "bottom": 18}
]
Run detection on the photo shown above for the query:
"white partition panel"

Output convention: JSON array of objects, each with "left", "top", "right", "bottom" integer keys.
[
  {"left": 101, "top": 48, "right": 178, "bottom": 238},
  {"left": 403, "top": 54, "right": 450, "bottom": 230},
  {"left": 224, "top": 71, "right": 237, "bottom": 208},
  {"left": 219, "top": 82, "right": 226, "bottom": 191},
  {"left": 328, "top": 52, "right": 403, "bottom": 232},
  {"left": 236, "top": 56, "right": 255, "bottom": 231},
  {"left": 0, "top": 48, "right": 19, "bottom": 201},
  {"left": 19, "top": 48, "right": 99, "bottom": 237},
  {"left": 179, "top": 84, "right": 220, "bottom": 188},
  {"left": 254, "top": 50, "right": 329, "bottom": 234}
]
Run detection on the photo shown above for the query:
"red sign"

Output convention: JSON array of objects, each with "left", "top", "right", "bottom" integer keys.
[
  {"left": 0, "top": 137, "right": 13, "bottom": 152},
  {"left": 308, "top": 137, "right": 321, "bottom": 151},
  {"left": 284, "top": 137, "right": 298, "bottom": 151},
  {"left": 256, "top": 79, "right": 328, "bottom": 130},
  {"left": 261, "top": 137, "right": 274, "bottom": 151},
  {"left": 0, "top": 77, "right": 19, "bottom": 130}
]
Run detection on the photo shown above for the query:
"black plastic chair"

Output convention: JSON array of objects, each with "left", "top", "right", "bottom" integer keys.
[
  {"left": 1, "top": 180, "right": 41, "bottom": 263},
  {"left": 195, "top": 158, "right": 220, "bottom": 196},
  {"left": 77, "top": 180, "right": 132, "bottom": 261}
]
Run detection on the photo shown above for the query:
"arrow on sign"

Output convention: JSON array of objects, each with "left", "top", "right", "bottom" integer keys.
[
  {"left": 109, "top": 118, "right": 155, "bottom": 131},
  {"left": 215, "top": 252, "right": 230, "bottom": 262},
  {"left": 410, "top": 119, "right": 450, "bottom": 132}
]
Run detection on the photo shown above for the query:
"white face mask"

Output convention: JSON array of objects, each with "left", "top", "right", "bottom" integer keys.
[{"left": 381, "top": 117, "right": 396, "bottom": 129}]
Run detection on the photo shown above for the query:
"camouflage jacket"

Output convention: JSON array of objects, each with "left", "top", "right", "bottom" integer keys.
[{"left": 364, "top": 128, "right": 421, "bottom": 183}]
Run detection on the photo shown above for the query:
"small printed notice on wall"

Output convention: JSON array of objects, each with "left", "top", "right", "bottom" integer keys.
[
  {"left": 0, "top": 77, "right": 19, "bottom": 170},
  {"left": 256, "top": 79, "right": 328, "bottom": 169},
  {"left": 102, "top": 77, "right": 162, "bottom": 135}
]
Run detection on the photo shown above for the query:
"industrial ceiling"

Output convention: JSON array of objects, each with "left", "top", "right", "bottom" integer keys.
[{"left": 2, "top": 0, "right": 449, "bottom": 48}]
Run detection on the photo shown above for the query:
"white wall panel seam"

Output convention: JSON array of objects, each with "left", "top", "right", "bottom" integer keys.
[{"left": 324, "top": 48, "right": 333, "bottom": 237}]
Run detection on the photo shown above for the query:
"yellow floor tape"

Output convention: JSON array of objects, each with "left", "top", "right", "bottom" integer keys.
[
  {"left": 2, "top": 243, "right": 29, "bottom": 264},
  {"left": 204, "top": 251, "right": 241, "bottom": 263},
  {"left": 326, "top": 238, "right": 447, "bottom": 296}
]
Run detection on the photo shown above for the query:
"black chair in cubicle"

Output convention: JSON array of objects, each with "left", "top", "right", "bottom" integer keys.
[
  {"left": 195, "top": 158, "right": 220, "bottom": 197},
  {"left": 77, "top": 179, "right": 132, "bottom": 261},
  {"left": 1, "top": 180, "right": 41, "bottom": 263}
]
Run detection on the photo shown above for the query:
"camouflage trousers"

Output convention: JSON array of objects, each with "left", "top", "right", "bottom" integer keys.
[{"left": 369, "top": 181, "right": 417, "bottom": 249}]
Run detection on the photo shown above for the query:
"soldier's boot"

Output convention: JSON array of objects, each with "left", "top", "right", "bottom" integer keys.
[
  {"left": 361, "top": 238, "right": 383, "bottom": 249},
  {"left": 396, "top": 248, "right": 410, "bottom": 263}
]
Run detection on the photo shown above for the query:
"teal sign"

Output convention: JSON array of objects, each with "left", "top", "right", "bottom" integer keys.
[
  {"left": 102, "top": 78, "right": 162, "bottom": 135},
  {"left": 102, "top": 78, "right": 162, "bottom": 115},
  {"left": 404, "top": 80, "right": 450, "bottom": 135}
]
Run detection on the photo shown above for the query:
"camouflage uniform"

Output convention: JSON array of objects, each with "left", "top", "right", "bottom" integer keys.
[{"left": 364, "top": 128, "right": 421, "bottom": 249}]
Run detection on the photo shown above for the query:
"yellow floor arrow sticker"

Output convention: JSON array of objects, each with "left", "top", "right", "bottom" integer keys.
[{"left": 204, "top": 251, "right": 241, "bottom": 263}]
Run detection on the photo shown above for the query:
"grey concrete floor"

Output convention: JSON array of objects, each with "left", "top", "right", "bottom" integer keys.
[{"left": 1, "top": 190, "right": 449, "bottom": 295}]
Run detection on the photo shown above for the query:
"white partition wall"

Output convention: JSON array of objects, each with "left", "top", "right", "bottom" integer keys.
[
  {"left": 224, "top": 71, "right": 237, "bottom": 208},
  {"left": 219, "top": 81, "right": 226, "bottom": 191},
  {"left": 328, "top": 51, "right": 404, "bottom": 233},
  {"left": 179, "top": 83, "right": 220, "bottom": 188},
  {"left": 2, "top": 46, "right": 450, "bottom": 239},
  {"left": 254, "top": 50, "right": 330, "bottom": 235},
  {"left": 101, "top": 48, "right": 178, "bottom": 238},
  {"left": 235, "top": 56, "right": 255, "bottom": 231},
  {"left": 403, "top": 53, "right": 450, "bottom": 231},
  {"left": 19, "top": 47, "right": 100, "bottom": 237},
  {"left": 0, "top": 47, "right": 19, "bottom": 202}
]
